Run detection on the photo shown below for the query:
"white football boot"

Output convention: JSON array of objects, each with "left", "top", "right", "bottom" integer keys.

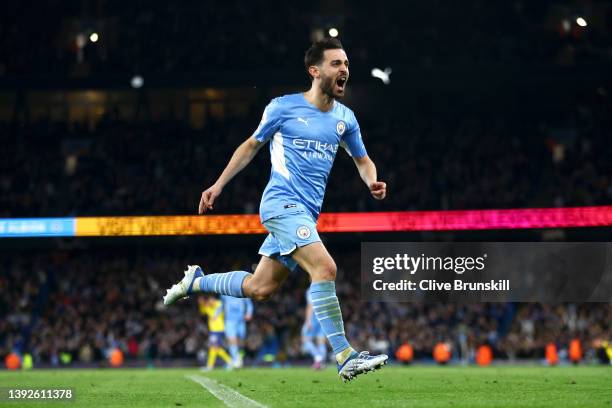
[
  {"left": 337, "top": 351, "right": 388, "bottom": 382},
  {"left": 163, "top": 265, "right": 204, "bottom": 306}
]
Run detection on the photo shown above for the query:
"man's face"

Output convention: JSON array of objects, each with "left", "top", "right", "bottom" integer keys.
[{"left": 317, "top": 48, "right": 349, "bottom": 99}]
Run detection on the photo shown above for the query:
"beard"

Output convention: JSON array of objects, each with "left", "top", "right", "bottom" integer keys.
[{"left": 319, "top": 73, "right": 341, "bottom": 99}]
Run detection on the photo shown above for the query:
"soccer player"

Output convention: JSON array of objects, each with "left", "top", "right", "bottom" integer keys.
[
  {"left": 198, "top": 295, "right": 232, "bottom": 370},
  {"left": 222, "top": 295, "right": 253, "bottom": 368},
  {"left": 164, "top": 38, "right": 388, "bottom": 381},
  {"left": 302, "top": 287, "right": 327, "bottom": 370}
]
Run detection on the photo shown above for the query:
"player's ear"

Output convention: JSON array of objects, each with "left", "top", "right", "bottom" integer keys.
[{"left": 308, "top": 65, "right": 320, "bottom": 79}]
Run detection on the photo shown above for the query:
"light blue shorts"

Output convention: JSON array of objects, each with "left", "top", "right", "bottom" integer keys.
[
  {"left": 258, "top": 210, "right": 321, "bottom": 272},
  {"left": 301, "top": 316, "right": 325, "bottom": 338},
  {"left": 225, "top": 320, "right": 247, "bottom": 340}
]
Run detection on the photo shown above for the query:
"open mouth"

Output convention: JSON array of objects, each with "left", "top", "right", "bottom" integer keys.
[{"left": 336, "top": 77, "right": 347, "bottom": 91}]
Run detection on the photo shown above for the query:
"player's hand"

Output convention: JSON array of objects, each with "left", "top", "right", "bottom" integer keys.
[
  {"left": 199, "top": 184, "right": 223, "bottom": 214},
  {"left": 245, "top": 314, "right": 252, "bottom": 322},
  {"left": 369, "top": 181, "right": 386, "bottom": 200}
]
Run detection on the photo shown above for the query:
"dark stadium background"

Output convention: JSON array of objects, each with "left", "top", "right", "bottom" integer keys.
[{"left": 1, "top": 0, "right": 611, "bottom": 369}]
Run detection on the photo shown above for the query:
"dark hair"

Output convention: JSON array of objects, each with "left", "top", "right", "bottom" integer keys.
[{"left": 304, "top": 38, "right": 344, "bottom": 80}]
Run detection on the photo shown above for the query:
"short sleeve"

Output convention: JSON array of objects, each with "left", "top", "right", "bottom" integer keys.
[
  {"left": 252, "top": 98, "right": 284, "bottom": 143},
  {"left": 340, "top": 111, "right": 367, "bottom": 158}
]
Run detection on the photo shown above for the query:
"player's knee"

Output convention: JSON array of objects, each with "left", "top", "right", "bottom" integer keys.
[
  {"left": 251, "top": 289, "right": 272, "bottom": 301},
  {"left": 249, "top": 284, "right": 277, "bottom": 301},
  {"left": 314, "top": 261, "right": 336, "bottom": 281}
]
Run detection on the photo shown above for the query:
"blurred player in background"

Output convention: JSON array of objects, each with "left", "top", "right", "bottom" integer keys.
[
  {"left": 222, "top": 295, "right": 253, "bottom": 368},
  {"left": 198, "top": 295, "right": 232, "bottom": 371},
  {"left": 165, "top": 38, "right": 388, "bottom": 382},
  {"left": 301, "top": 288, "right": 327, "bottom": 369}
]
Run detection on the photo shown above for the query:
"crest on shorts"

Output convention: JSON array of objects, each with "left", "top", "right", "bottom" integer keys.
[
  {"left": 296, "top": 225, "right": 311, "bottom": 239},
  {"left": 336, "top": 121, "right": 346, "bottom": 135}
]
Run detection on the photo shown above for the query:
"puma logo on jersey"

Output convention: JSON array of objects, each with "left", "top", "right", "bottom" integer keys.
[{"left": 297, "top": 117, "right": 309, "bottom": 126}]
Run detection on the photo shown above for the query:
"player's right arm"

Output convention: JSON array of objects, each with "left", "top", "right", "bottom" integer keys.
[
  {"left": 199, "top": 137, "right": 265, "bottom": 213},
  {"left": 199, "top": 98, "right": 283, "bottom": 214}
]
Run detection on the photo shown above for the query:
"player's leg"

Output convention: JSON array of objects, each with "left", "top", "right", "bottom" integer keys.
[
  {"left": 301, "top": 322, "right": 318, "bottom": 365},
  {"left": 163, "top": 254, "right": 288, "bottom": 305},
  {"left": 217, "top": 347, "right": 232, "bottom": 367},
  {"left": 235, "top": 321, "right": 247, "bottom": 367},
  {"left": 206, "top": 346, "right": 218, "bottom": 370},
  {"left": 291, "top": 242, "right": 354, "bottom": 360},
  {"left": 313, "top": 318, "right": 327, "bottom": 368},
  {"left": 316, "top": 335, "right": 327, "bottom": 367},
  {"left": 206, "top": 333, "right": 221, "bottom": 370},
  {"left": 206, "top": 346, "right": 232, "bottom": 369},
  {"left": 225, "top": 321, "right": 241, "bottom": 366},
  {"left": 292, "top": 242, "right": 388, "bottom": 381},
  {"left": 227, "top": 338, "right": 240, "bottom": 366},
  {"left": 241, "top": 256, "right": 290, "bottom": 301},
  {"left": 302, "top": 335, "right": 318, "bottom": 364},
  {"left": 163, "top": 263, "right": 248, "bottom": 305},
  {"left": 195, "top": 253, "right": 289, "bottom": 300},
  {"left": 302, "top": 314, "right": 324, "bottom": 368}
]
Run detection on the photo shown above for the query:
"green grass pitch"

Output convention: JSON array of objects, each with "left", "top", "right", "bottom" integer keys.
[{"left": 0, "top": 366, "right": 610, "bottom": 407}]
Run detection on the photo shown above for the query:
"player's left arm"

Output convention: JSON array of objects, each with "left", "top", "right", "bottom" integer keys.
[
  {"left": 353, "top": 155, "right": 386, "bottom": 200},
  {"left": 342, "top": 111, "right": 386, "bottom": 200}
]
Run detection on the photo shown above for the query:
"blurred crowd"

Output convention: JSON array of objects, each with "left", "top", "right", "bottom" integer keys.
[
  {"left": 1, "top": 249, "right": 610, "bottom": 367},
  {"left": 1, "top": 85, "right": 610, "bottom": 217},
  {"left": 1, "top": 0, "right": 611, "bottom": 77}
]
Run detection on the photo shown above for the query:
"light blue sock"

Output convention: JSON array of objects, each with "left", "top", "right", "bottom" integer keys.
[
  {"left": 199, "top": 271, "right": 250, "bottom": 297},
  {"left": 229, "top": 344, "right": 240, "bottom": 362},
  {"left": 302, "top": 338, "right": 317, "bottom": 359},
  {"left": 309, "top": 281, "right": 352, "bottom": 355}
]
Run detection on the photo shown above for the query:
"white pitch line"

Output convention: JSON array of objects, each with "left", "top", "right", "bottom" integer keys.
[{"left": 186, "top": 374, "right": 268, "bottom": 408}]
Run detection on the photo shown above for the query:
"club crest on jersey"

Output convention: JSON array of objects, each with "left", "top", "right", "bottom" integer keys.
[
  {"left": 296, "top": 225, "right": 311, "bottom": 239},
  {"left": 336, "top": 121, "right": 346, "bottom": 135}
]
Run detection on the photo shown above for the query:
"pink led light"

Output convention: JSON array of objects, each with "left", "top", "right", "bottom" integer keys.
[{"left": 318, "top": 206, "right": 612, "bottom": 232}]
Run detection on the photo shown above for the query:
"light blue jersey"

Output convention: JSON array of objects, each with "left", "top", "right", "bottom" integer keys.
[
  {"left": 252, "top": 93, "right": 367, "bottom": 222},
  {"left": 222, "top": 295, "right": 253, "bottom": 340},
  {"left": 222, "top": 295, "right": 254, "bottom": 322}
]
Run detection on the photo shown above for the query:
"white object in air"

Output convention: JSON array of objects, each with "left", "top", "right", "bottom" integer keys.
[{"left": 371, "top": 67, "right": 392, "bottom": 84}]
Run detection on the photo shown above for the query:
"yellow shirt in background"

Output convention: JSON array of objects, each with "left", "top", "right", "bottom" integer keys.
[{"left": 199, "top": 299, "right": 225, "bottom": 332}]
